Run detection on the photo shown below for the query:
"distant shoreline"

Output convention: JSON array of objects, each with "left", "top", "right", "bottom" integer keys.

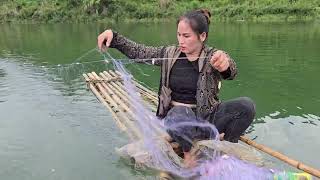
[{"left": 1, "top": 1, "right": 319, "bottom": 23}]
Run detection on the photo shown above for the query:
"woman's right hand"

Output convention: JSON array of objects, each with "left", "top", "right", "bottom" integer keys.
[{"left": 97, "top": 29, "right": 113, "bottom": 52}]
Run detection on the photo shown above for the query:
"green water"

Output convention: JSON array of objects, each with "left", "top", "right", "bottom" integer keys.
[{"left": 0, "top": 22, "right": 319, "bottom": 179}]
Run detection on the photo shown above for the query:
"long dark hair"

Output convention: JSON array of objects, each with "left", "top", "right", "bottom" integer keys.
[{"left": 177, "top": 9, "right": 211, "bottom": 41}]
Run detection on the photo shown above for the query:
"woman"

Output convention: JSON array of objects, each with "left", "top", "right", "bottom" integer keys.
[{"left": 97, "top": 9, "right": 255, "bottom": 161}]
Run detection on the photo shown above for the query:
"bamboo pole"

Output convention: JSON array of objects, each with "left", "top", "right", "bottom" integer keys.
[
  {"left": 113, "top": 70, "right": 158, "bottom": 103},
  {"left": 91, "top": 72, "right": 132, "bottom": 114},
  {"left": 158, "top": 172, "right": 174, "bottom": 180},
  {"left": 240, "top": 136, "right": 320, "bottom": 178},
  {"left": 114, "top": 70, "right": 158, "bottom": 97},
  {"left": 105, "top": 71, "right": 158, "bottom": 110},
  {"left": 83, "top": 74, "right": 127, "bottom": 131},
  {"left": 92, "top": 72, "right": 157, "bottom": 135},
  {"left": 101, "top": 71, "right": 148, "bottom": 113},
  {"left": 103, "top": 71, "right": 166, "bottom": 137},
  {"left": 92, "top": 72, "right": 164, "bottom": 138},
  {"left": 100, "top": 71, "right": 131, "bottom": 104},
  {"left": 103, "top": 70, "right": 156, "bottom": 109},
  {"left": 96, "top": 71, "right": 131, "bottom": 104},
  {"left": 102, "top": 71, "right": 131, "bottom": 100},
  {"left": 87, "top": 72, "right": 141, "bottom": 139}
]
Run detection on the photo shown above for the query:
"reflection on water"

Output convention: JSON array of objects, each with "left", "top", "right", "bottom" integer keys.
[
  {"left": 0, "top": 68, "right": 6, "bottom": 77},
  {"left": 247, "top": 113, "right": 320, "bottom": 170},
  {"left": 0, "top": 21, "right": 319, "bottom": 179},
  {"left": 0, "top": 59, "right": 132, "bottom": 180}
]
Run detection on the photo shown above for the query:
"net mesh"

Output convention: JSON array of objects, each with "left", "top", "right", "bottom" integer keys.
[{"left": 101, "top": 53, "right": 310, "bottom": 180}]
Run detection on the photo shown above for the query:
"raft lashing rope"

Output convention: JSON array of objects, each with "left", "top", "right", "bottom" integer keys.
[{"left": 102, "top": 52, "right": 312, "bottom": 180}]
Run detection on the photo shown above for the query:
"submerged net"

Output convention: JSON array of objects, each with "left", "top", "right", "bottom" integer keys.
[{"left": 101, "top": 52, "right": 310, "bottom": 180}]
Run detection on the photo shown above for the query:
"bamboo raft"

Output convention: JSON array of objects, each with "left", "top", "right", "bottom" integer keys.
[{"left": 83, "top": 70, "right": 320, "bottom": 179}]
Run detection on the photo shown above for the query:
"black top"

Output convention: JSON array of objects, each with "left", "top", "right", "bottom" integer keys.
[{"left": 169, "top": 53, "right": 199, "bottom": 104}]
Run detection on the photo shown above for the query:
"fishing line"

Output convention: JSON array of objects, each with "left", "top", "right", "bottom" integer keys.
[{"left": 106, "top": 51, "right": 306, "bottom": 180}]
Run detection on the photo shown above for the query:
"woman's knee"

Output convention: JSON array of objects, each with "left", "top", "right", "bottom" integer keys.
[{"left": 236, "top": 97, "right": 256, "bottom": 121}]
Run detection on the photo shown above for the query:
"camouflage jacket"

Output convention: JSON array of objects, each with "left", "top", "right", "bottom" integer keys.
[{"left": 110, "top": 31, "right": 237, "bottom": 121}]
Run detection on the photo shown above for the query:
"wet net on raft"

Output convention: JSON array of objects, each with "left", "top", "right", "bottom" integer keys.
[{"left": 82, "top": 56, "right": 317, "bottom": 179}]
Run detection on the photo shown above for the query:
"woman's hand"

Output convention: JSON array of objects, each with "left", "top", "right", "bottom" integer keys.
[
  {"left": 97, "top": 29, "right": 113, "bottom": 52},
  {"left": 210, "top": 50, "right": 230, "bottom": 72}
]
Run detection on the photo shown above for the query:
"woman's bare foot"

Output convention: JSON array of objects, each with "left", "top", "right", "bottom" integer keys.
[
  {"left": 219, "top": 133, "right": 225, "bottom": 141},
  {"left": 183, "top": 151, "right": 197, "bottom": 168}
]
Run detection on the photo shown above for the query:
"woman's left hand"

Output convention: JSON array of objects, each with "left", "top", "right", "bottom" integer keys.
[{"left": 210, "top": 50, "right": 230, "bottom": 72}]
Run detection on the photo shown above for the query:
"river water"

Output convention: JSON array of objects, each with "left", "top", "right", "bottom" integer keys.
[{"left": 0, "top": 22, "right": 319, "bottom": 179}]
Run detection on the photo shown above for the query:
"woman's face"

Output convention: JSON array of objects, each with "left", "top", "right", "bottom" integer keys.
[{"left": 177, "top": 19, "right": 206, "bottom": 55}]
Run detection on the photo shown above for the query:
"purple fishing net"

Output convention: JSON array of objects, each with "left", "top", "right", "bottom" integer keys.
[{"left": 106, "top": 54, "right": 298, "bottom": 180}]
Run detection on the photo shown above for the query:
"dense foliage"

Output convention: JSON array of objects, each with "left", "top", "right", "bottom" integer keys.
[{"left": 0, "top": 0, "right": 319, "bottom": 22}]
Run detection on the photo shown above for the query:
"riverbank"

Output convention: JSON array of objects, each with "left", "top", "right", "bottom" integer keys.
[{"left": 0, "top": 0, "right": 319, "bottom": 23}]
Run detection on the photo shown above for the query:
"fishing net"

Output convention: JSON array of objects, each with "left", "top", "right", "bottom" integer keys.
[{"left": 96, "top": 54, "right": 308, "bottom": 180}]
